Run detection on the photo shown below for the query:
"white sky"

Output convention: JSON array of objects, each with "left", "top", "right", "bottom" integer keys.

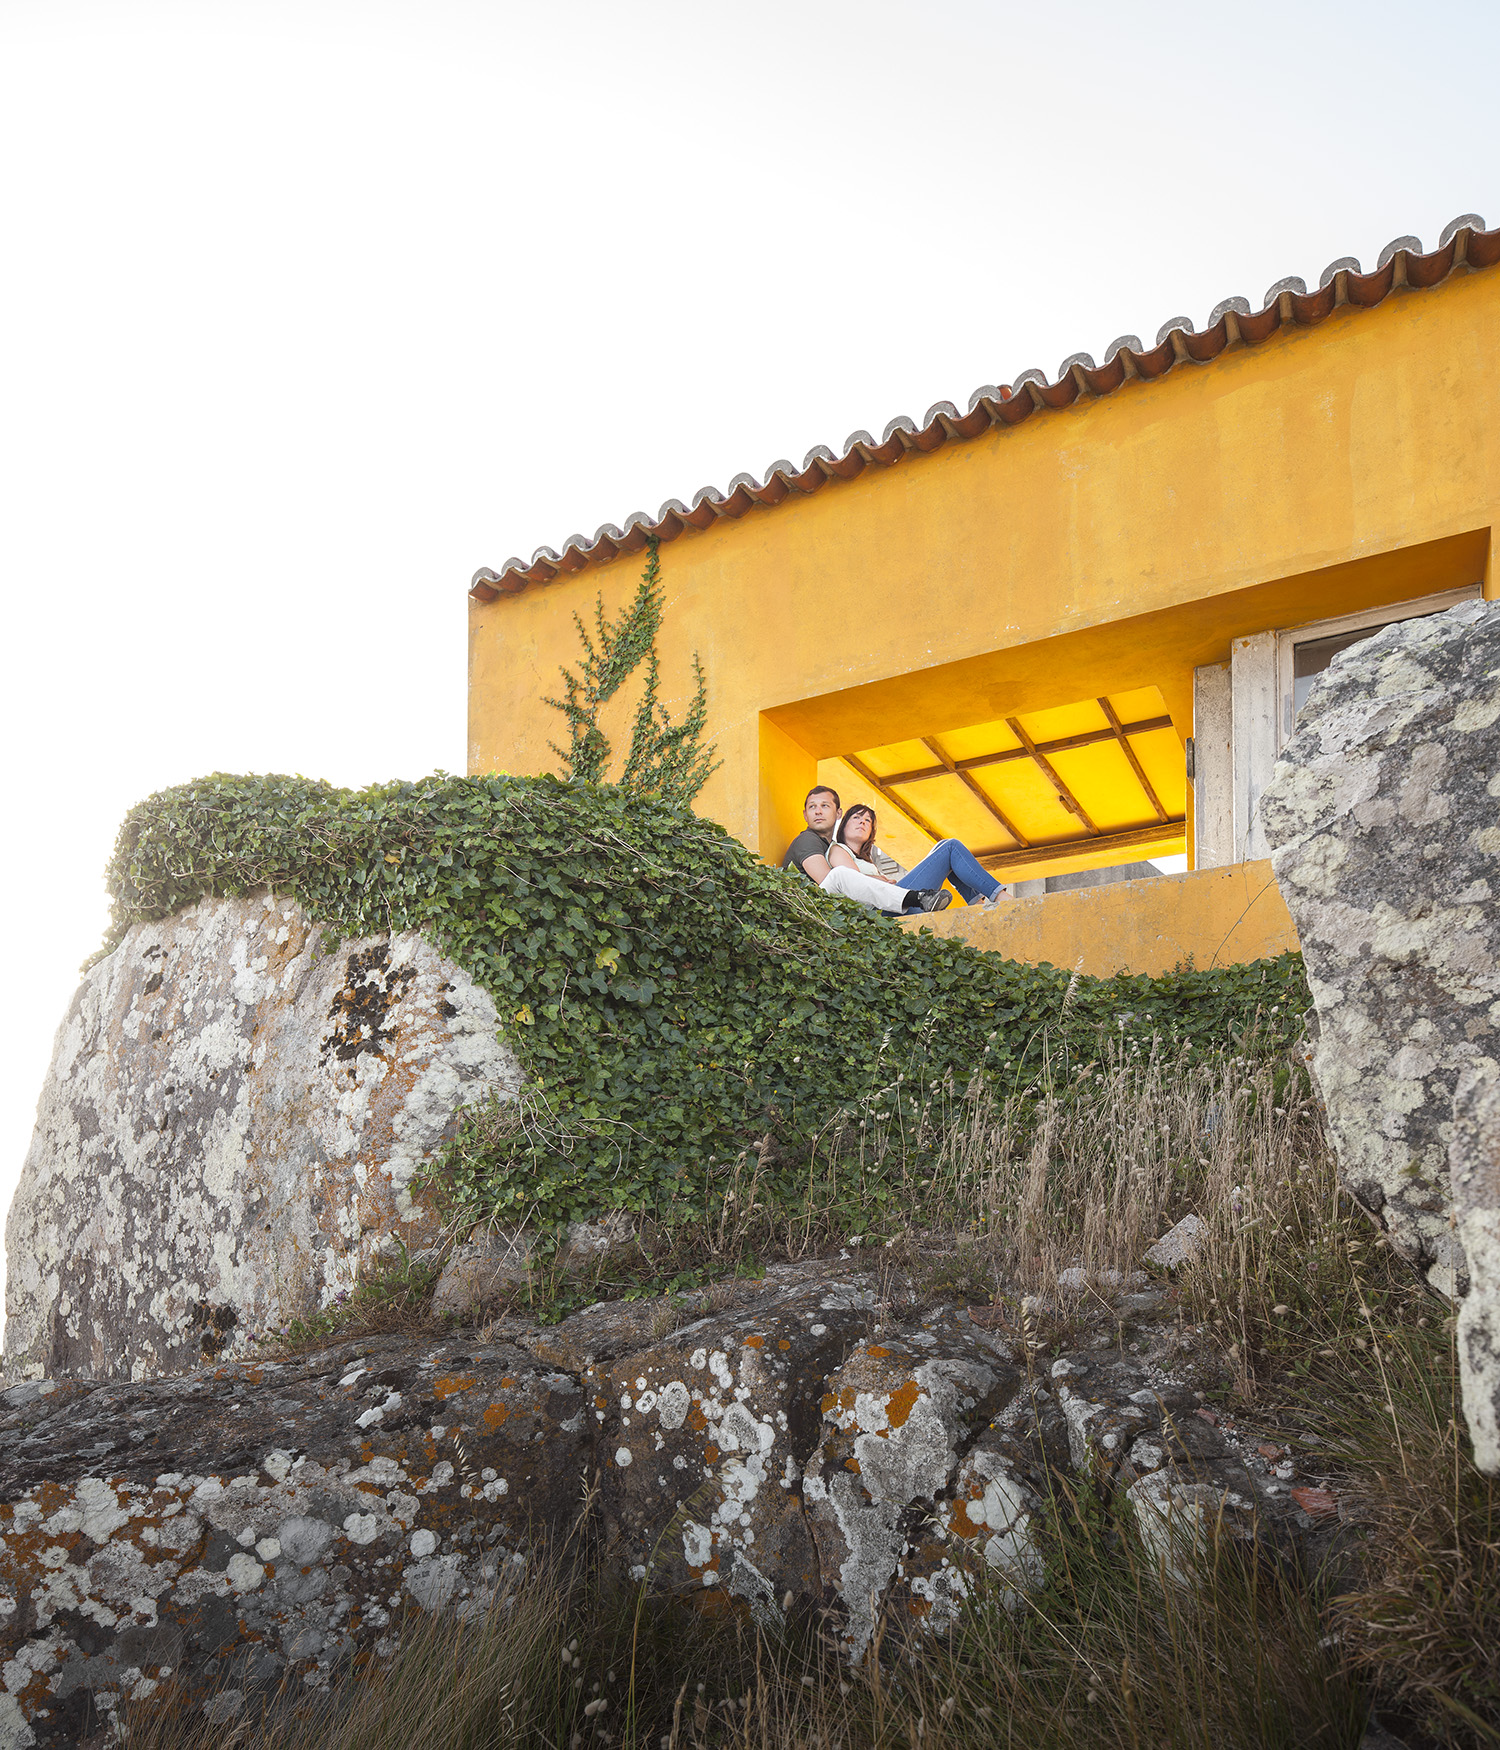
[{"left": 2, "top": 0, "right": 1497, "bottom": 1308}]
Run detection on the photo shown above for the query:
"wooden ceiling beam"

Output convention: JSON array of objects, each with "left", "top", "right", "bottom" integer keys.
[
  {"left": 920, "top": 736, "right": 1030, "bottom": 848},
  {"left": 871, "top": 714, "right": 1172, "bottom": 787},
  {"left": 838, "top": 754, "right": 943, "bottom": 844},
  {"left": 974, "top": 818, "right": 1186, "bottom": 873},
  {"left": 1098, "top": 697, "right": 1169, "bottom": 824},
  {"left": 1006, "top": 716, "right": 1101, "bottom": 835}
]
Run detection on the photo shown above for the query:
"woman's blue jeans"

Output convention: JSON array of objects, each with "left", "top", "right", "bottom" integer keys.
[{"left": 899, "top": 838, "right": 999, "bottom": 904}]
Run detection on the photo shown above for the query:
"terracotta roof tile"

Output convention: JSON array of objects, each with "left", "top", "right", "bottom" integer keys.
[{"left": 470, "top": 216, "right": 1498, "bottom": 602}]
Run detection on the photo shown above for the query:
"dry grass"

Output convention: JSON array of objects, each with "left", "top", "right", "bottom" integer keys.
[
  {"left": 118, "top": 1548, "right": 574, "bottom": 1748},
  {"left": 1321, "top": 1325, "right": 1500, "bottom": 1747},
  {"left": 720, "top": 1509, "right": 1364, "bottom": 1750},
  {"left": 119, "top": 1495, "right": 1367, "bottom": 1750}
]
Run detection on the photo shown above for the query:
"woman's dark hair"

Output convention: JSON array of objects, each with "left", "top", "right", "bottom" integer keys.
[{"left": 836, "top": 805, "right": 877, "bottom": 857}]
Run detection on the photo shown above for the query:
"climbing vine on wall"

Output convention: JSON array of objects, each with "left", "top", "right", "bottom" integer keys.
[
  {"left": 100, "top": 771, "right": 1310, "bottom": 1228},
  {"left": 545, "top": 537, "right": 720, "bottom": 806}
]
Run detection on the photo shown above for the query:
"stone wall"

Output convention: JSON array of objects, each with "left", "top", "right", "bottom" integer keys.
[{"left": 5, "top": 895, "right": 520, "bottom": 1384}]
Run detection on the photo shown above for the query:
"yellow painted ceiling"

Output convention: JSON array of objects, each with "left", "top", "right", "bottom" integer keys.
[{"left": 842, "top": 686, "right": 1185, "bottom": 877}]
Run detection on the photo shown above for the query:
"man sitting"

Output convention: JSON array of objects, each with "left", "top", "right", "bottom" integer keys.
[
  {"left": 784, "top": 787, "right": 1009, "bottom": 914},
  {"left": 781, "top": 786, "right": 953, "bottom": 914}
]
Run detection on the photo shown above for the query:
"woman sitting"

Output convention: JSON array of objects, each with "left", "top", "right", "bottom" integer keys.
[
  {"left": 830, "top": 804, "right": 1005, "bottom": 909},
  {"left": 830, "top": 804, "right": 908, "bottom": 883}
]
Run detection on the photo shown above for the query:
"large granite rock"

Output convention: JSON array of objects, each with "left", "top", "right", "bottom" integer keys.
[
  {"left": 5, "top": 894, "right": 520, "bottom": 1383},
  {"left": 1260, "top": 600, "right": 1500, "bottom": 1459},
  {"left": 1451, "top": 1064, "right": 1500, "bottom": 1473},
  {"left": 0, "top": 1264, "right": 1291, "bottom": 1744}
]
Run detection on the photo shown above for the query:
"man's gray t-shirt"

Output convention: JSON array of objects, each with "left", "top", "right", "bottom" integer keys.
[{"left": 782, "top": 829, "right": 831, "bottom": 877}]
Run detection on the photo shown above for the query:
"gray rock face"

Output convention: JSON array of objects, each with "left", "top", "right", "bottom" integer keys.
[
  {"left": 1261, "top": 601, "right": 1500, "bottom": 1293},
  {"left": 0, "top": 1264, "right": 1297, "bottom": 1743},
  {"left": 1259, "top": 600, "right": 1500, "bottom": 1462},
  {"left": 0, "top": 1331, "right": 588, "bottom": 1749},
  {"left": 1451, "top": 1064, "right": 1500, "bottom": 1473},
  {"left": 5, "top": 894, "right": 520, "bottom": 1383}
]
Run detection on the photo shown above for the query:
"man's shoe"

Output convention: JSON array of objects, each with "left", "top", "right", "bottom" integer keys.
[{"left": 915, "top": 888, "right": 953, "bottom": 912}]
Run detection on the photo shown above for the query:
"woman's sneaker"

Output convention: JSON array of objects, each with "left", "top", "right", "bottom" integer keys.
[{"left": 915, "top": 888, "right": 952, "bottom": 912}]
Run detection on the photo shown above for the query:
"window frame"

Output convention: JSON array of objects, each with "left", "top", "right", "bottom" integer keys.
[{"left": 1273, "top": 584, "right": 1482, "bottom": 750}]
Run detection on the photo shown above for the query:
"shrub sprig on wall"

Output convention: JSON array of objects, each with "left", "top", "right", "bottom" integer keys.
[
  {"left": 101, "top": 771, "right": 1309, "bottom": 1224},
  {"left": 543, "top": 536, "right": 720, "bottom": 806}
]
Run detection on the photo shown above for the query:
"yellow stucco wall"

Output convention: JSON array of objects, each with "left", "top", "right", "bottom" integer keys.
[
  {"left": 902, "top": 859, "right": 1297, "bottom": 979},
  {"left": 469, "top": 267, "right": 1499, "bottom": 867}
]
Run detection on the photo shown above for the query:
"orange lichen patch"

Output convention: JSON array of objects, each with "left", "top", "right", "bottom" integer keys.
[
  {"left": 820, "top": 1393, "right": 835, "bottom": 1414},
  {"left": 500, "top": 1376, "right": 518, "bottom": 1388},
  {"left": 866, "top": 1346, "right": 890, "bottom": 1359},
  {"left": 12, "top": 1670, "right": 53, "bottom": 1717},
  {"left": 741, "top": 1335, "right": 763, "bottom": 1349},
  {"left": 704, "top": 1444, "right": 721, "bottom": 1466},
  {"left": 35, "top": 1481, "right": 77, "bottom": 1514},
  {"left": 908, "top": 1596, "right": 933, "bottom": 1618},
  {"left": 884, "top": 1380, "right": 922, "bottom": 1430},
  {"left": 778, "top": 1339, "right": 791, "bottom": 1351},
  {"left": 359, "top": 1442, "right": 375, "bottom": 1462},
  {"left": 947, "top": 1501, "right": 983, "bottom": 1539},
  {"left": 686, "top": 1402, "right": 709, "bottom": 1433},
  {"left": 594, "top": 1395, "right": 607, "bottom": 1410},
  {"left": 482, "top": 1402, "right": 511, "bottom": 1429},
  {"left": 843, "top": 1457, "right": 861, "bottom": 1474},
  {"left": 433, "top": 1374, "right": 478, "bottom": 1401}
]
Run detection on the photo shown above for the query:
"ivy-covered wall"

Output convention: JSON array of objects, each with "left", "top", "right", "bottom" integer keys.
[{"left": 103, "top": 773, "right": 1309, "bottom": 1223}]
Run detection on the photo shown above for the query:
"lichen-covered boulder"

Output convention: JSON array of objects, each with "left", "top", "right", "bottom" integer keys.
[
  {"left": 5, "top": 894, "right": 520, "bottom": 1383},
  {"left": 586, "top": 1276, "right": 880, "bottom": 1620},
  {"left": 1046, "top": 1352, "right": 1261, "bottom": 1578},
  {"left": 0, "top": 1262, "right": 1309, "bottom": 1741},
  {"left": 1450, "top": 1064, "right": 1500, "bottom": 1473},
  {"left": 0, "top": 1332, "right": 587, "bottom": 1749},
  {"left": 1260, "top": 599, "right": 1500, "bottom": 1297},
  {"left": 801, "top": 1323, "right": 1015, "bottom": 1652}
]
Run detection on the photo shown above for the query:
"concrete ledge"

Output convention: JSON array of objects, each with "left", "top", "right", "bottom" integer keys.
[{"left": 899, "top": 859, "right": 1297, "bottom": 978}]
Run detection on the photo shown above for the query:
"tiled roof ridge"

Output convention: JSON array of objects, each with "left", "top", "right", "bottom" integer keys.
[{"left": 471, "top": 215, "right": 1497, "bottom": 602}]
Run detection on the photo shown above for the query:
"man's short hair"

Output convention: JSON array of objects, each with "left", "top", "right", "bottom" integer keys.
[{"left": 804, "top": 784, "right": 840, "bottom": 809}]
